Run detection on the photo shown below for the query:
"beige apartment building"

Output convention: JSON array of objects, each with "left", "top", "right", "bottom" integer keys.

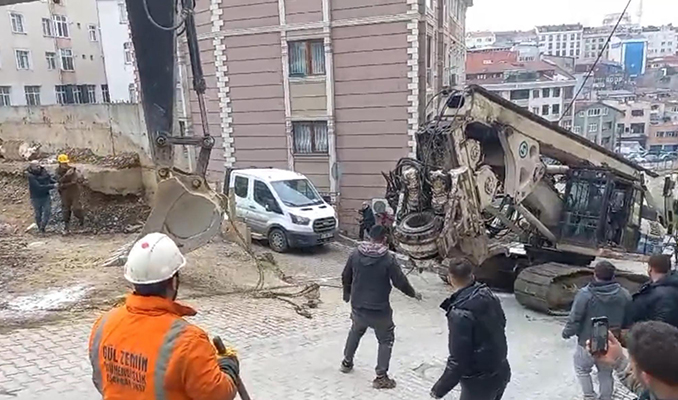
[
  {"left": 183, "top": 0, "right": 472, "bottom": 234},
  {"left": 0, "top": 0, "right": 108, "bottom": 106}
]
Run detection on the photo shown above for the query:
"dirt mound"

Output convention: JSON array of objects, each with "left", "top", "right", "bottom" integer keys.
[
  {"left": 57, "top": 148, "right": 141, "bottom": 169},
  {"left": 0, "top": 166, "right": 150, "bottom": 233},
  {"left": 0, "top": 238, "right": 40, "bottom": 292}
]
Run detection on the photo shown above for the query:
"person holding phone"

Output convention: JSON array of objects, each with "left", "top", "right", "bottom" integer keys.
[
  {"left": 562, "top": 261, "right": 632, "bottom": 400},
  {"left": 592, "top": 321, "right": 678, "bottom": 400}
]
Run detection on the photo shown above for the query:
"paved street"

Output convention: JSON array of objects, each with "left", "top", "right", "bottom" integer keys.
[{"left": 0, "top": 243, "right": 637, "bottom": 400}]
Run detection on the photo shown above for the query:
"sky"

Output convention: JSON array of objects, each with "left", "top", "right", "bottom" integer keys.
[{"left": 466, "top": 0, "right": 678, "bottom": 32}]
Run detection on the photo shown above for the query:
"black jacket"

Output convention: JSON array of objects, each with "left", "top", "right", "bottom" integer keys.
[
  {"left": 562, "top": 280, "right": 631, "bottom": 346},
  {"left": 342, "top": 242, "right": 416, "bottom": 311},
  {"left": 431, "top": 281, "right": 509, "bottom": 398},
  {"left": 26, "top": 166, "right": 55, "bottom": 199},
  {"left": 360, "top": 206, "right": 375, "bottom": 229},
  {"left": 624, "top": 271, "right": 678, "bottom": 329}
]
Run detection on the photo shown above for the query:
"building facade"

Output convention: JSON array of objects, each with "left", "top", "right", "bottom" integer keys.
[
  {"left": 572, "top": 102, "right": 623, "bottom": 150},
  {"left": 642, "top": 25, "right": 677, "bottom": 58},
  {"left": 581, "top": 26, "right": 612, "bottom": 62},
  {"left": 0, "top": 0, "right": 108, "bottom": 105},
  {"left": 647, "top": 121, "right": 678, "bottom": 152},
  {"left": 96, "top": 0, "right": 135, "bottom": 102},
  {"left": 465, "top": 31, "right": 495, "bottom": 49},
  {"left": 182, "top": 0, "right": 472, "bottom": 235},
  {"left": 609, "top": 100, "right": 652, "bottom": 148},
  {"left": 536, "top": 24, "right": 582, "bottom": 59},
  {"left": 609, "top": 35, "right": 647, "bottom": 77}
]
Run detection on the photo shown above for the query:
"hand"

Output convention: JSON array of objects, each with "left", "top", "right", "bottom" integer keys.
[
  {"left": 217, "top": 354, "right": 240, "bottom": 381},
  {"left": 588, "top": 331, "right": 624, "bottom": 366},
  {"left": 415, "top": 292, "right": 423, "bottom": 301},
  {"left": 430, "top": 390, "right": 442, "bottom": 399}
]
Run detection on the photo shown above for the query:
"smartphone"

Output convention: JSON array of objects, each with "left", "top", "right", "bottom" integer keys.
[{"left": 590, "top": 317, "right": 609, "bottom": 355}]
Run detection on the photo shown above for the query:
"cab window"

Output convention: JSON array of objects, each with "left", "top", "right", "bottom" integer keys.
[
  {"left": 234, "top": 176, "right": 249, "bottom": 198},
  {"left": 254, "top": 180, "right": 282, "bottom": 214}
]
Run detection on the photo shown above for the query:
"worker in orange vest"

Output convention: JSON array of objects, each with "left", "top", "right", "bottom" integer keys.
[{"left": 88, "top": 233, "right": 239, "bottom": 400}]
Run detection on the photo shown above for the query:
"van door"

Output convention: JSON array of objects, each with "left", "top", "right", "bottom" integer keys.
[
  {"left": 231, "top": 174, "right": 251, "bottom": 222},
  {"left": 249, "top": 179, "right": 284, "bottom": 234}
]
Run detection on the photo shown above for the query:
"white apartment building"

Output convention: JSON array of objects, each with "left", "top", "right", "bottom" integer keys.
[
  {"left": 96, "top": 0, "right": 134, "bottom": 102},
  {"left": 465, "top": 31, "right": 496, "bottom": 49},
  {"left": 642, "top": 25, "right": 677, "bottom": 57},
  {"left": 0, "top": 0, "right": 108, "bottom": 106},
  {"left": 582, "top": 26, "right": 613, "bottom": 62},
  {"left": 536, "top": 24, "right": 583, "bottom": 59}
]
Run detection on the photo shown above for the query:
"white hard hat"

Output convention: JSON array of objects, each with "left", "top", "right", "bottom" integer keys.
[{"left": 124, "top": 232, "right": 186, "bottom": 285}]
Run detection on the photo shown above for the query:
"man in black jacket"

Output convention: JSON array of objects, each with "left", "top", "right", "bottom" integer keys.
[
  {"left": 431, "top": 259, "right": 510, "bottom": 400},
  {"left": 26, "top": 161, "right": 56, "bottom": 233},
  {"left": 341, "top": 225, "right": 421, "bottom": 389},
  {"left": 624, "top": 254, "right": 678, "bottom": 329},
  {"left": 358, "top": 202, "right": 376, "bottom": 241}
]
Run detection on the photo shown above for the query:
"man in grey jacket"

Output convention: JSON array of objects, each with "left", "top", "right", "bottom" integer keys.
[
  {"left": 341, "top": 225, "right": 421, "bottom": 389},
  {"left": 562, "top": 261, "right": 632, "bottom": 400}
]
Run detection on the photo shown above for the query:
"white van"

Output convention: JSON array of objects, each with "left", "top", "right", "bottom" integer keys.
[{"left": 228, "top": 168, "right": 337, "bottom": 252}]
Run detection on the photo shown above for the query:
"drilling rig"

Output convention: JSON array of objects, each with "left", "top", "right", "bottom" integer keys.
[{"left": 384, "top": 86, "right": 668, "bottom": 314}]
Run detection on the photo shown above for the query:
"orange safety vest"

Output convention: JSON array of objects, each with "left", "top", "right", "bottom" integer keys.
[{"left": 88, "top": 294, "right": 237, "bottom": 400}]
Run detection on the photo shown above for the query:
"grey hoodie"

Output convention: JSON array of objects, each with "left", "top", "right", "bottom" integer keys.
[
  {"left": 562, "top": 280, "right": 632, "bottom": 346},
  {"left": 341, "top": 242, "right": 417, "bottom": 312}
]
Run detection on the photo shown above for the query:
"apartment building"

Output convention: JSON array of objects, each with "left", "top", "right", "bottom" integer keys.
[
  {"left": 466, "top": 50, "right": 576, "bottom": 127},
  {"left": 0, "top": 0, "right": 108, "bottom": 106},
  {"left": 465, "top": 31, "right": 495, "bottom": 49},
  {"left": 572, "top": 102, "right": 624, "bottom": 150},
  {"left": 96, "top": 0, "right": 135, "bottom": 102},
  {"left": 536, "top": 24, "right": 582, "bottom": 59},
  {"left": 608, "top": 100, "right": 652, "bottom": 148},
  {"left": 182, "top": 0, "right": 472, "bottom": 234},
  {"left": 642, "top": 25, "right": 677, "bottom": 57},
  {"left": 581, "top": 26, "right": 613, "bottom": 62}
]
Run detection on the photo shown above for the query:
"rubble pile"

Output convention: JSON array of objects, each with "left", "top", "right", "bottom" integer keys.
[
  {"left": 57, "top": 148, "right": 141, "bottom": 169},
  {"left": 0, "top": 170, "right": 28, "bottom": 205}
]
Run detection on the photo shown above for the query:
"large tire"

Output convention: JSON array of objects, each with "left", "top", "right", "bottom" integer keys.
[{"left": 268, "top": 228, "right": 289, "bottom": 253}]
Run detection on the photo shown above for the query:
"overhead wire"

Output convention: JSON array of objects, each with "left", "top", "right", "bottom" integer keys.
[
  {"left": 142, "top": 0, "right": 188, "bottom": 31},
  {"left": 559, "top": 0, "right": 634, "bottom": 123}
]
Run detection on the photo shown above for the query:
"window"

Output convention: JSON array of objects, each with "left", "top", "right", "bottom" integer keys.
[
  {"left": 0, "top": 87, "right": 11, "bottom": 106},
  {"left": 542, "top": 88, "right": 550, "bottom": 98},
  {"left": 293, "top": 121, "right": 328, "bottom": 154},
  {"left": 10, "top": 12, "right": 25, "bottom": 33},
  {"left": 570, "top": 50, "right": 574, "bottom": 56},
  {"left": 15, "top": 50, "right": 31, "bottom": 70},
  {"left": 24, "top": 86, "right": 41, "bottom": 106},
  {"left": 42, "top": 18, "right": 54, "bottom": 36},
  {"left": 509, "top": 90, "right": 530, "bottom": 101},
  {"left": 602, "top": 108, "right": 609, "bottom": 116},
  {"left": 630, "top": 123, "right": 645, "bottom": 134},
  {"left": 253, "top": 180, "right": 281, "bottom": 213},
  {"left": 55, "top": 85, "right": 69, "bottom": 104},
  {"left": 587, "top": 108, "right": 601, "bottom": 116},
  {"left": 578, "top": 111, "right": 585, "bottom": 117},
  {"left": 52, "top": 15, "right": 69, "bottom": 38},
  {"left": 45, "top": 52, "right": 57, "bottom": 70},
  {"left": 59, "top": 48, "right": 74, "bottom": 71},
  {"left": 531, "top": 90, "right": 540, "bottom": 99},
  {"left": 101, "top": 84, "right": 110, "bottom": 103},
  {"left": 118, "top": 2, "right": 128, "bottom": 23},
  {"left": 86, "top": 85, "right": 96, "bottom": 103},
  {"left": 532, "top": 107, "right": 540, "bottom": 115},
  {"left": 123, "top": 42, "right": 133, "bottom": 64},
  {"left": 589, "top": 123, "right": 598, "bottom": 133},
  {"left": 603, "top": 121, "right": 613, "bottom": 130},
  {"left": 573, "top": 125, "right": 582, "bottom": 133},
  {"left": 73, "top": 85, "right": 82, "bottom": 103},
  {"left": 552, "top": 104, "right": 560, "bottom": 115},
  {"left": 88, "top": 24, "right": 97, "bottom": 41},
  {"left": 542, "top": 105, "right": 549, "bottom": 115},
  {"left": 128, "top": 84, "right": 137, "bottom": 102},
  {"left": 553, "top": 88, "right": 561, "bottom": 97},
  {"left": 631, "top": 109, "right": 644, "bottom": 117},
  {"left": 234, "top": 176, "right": 249, "bottom": 198},
  {"left": 288, "top": 40, "right": 325, "bottom": 77}
]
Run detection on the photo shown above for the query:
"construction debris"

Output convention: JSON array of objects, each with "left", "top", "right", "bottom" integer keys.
[{"left": 57, "top": 148, "right": 141, "bottom": 169}]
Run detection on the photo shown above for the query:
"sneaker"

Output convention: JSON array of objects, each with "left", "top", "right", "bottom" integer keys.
[
  {"left": 372, "top": 374, "right": 396, "bottom": 389},
  {"left": 340, "top": 360, "right": 353, "bottom": 373}
]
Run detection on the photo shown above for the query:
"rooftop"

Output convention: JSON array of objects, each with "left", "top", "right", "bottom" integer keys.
[
  {"left": 466, "top": 31, "right": 495, "bottom": 38},
  {"left": 466, "top": 50, "right": 518, "bottom": 72},
  {"left": 574, "top": 101, "right": 625, "bottom": 114},
  {"left": 536, "top": 24, "right": 583, "bottom": 33}
]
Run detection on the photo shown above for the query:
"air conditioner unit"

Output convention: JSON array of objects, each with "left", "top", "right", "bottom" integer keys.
[{"left": 372, "top": 198, "right": 394, "bottom": 216}]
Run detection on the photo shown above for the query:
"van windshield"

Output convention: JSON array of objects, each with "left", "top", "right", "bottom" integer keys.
[{"left": 271, "top": 179, "right": 323, "bottom": 207}]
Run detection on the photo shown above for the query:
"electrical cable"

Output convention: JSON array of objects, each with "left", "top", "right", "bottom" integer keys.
[
  {"left": 559, "top": 0, "right": 633, "bottom": 123},
  {"left": 142, "top": 0, "right": 188, "bottom": 31}
]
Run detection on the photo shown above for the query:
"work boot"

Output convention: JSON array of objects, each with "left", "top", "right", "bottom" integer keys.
[
  {"left": 372, "top": 374, "right": 396, "bottom": 389},
  {"left": 340, "top": 360, "right": 353, "bottom": 374}
]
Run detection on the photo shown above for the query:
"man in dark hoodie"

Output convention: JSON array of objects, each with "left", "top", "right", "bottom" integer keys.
[
  {"left": 431, "top": 259, "right": 510, "bottom": 400},
  {"left": 624, "top": 254, "right": 678, "bottom": 329},
  {"left": 358, "top": 202, "right": 376, "bottom": 241},
  {"left": 26, "top": 161, "right": 56, "bottom": 233},
  {"left": 341, "top": 225, "right": 421, "bottom": 389},
  {"left": 562, "top": 261, "right": 631, "bottom": 400}
]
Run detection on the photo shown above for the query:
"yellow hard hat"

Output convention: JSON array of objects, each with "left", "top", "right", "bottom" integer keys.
[{"left": 57, "top": 154, "right": 70, "bottom": 163}]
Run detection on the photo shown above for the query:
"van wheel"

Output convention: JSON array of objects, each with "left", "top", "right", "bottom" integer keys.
[{"left": 268, "top": 228, "right": 289, "bottom": 253}]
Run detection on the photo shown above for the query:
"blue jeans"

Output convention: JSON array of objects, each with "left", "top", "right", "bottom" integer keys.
[{"left": 31, "top": 196, "right": 51, "bottom": 231}]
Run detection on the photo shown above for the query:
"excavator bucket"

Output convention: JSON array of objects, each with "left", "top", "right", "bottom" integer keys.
[{"left": 141, "top": 171, "right": 225, "bottom": 255}]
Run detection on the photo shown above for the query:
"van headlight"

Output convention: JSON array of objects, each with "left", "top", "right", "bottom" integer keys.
[{"left": 290, "top": 214, "right": 310, "bottom": 225}]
